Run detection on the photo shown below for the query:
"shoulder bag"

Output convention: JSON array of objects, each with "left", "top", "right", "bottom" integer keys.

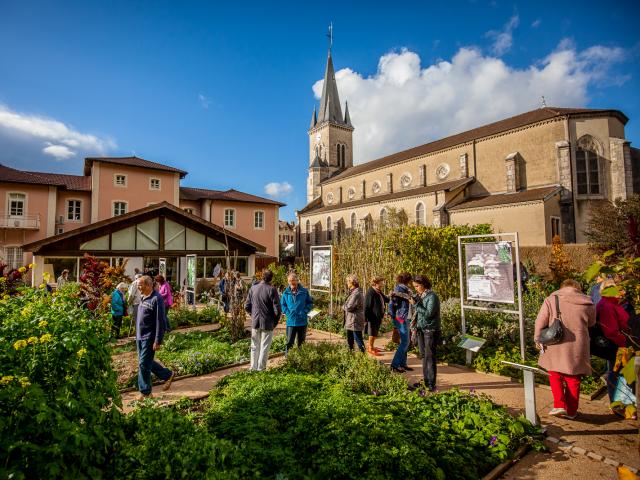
[{"left": 538, "top": 295, "right": 564, "bottom": 346}]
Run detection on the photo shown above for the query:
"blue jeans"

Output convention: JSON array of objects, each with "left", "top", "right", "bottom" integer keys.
[
  {"left": 606, "top": 359, "right": 618, "bottom": 402},
  {"left": 137, "top": 338, "right": 173, "bottom": 395},
  {"left": 286, "top": 325, "right": 307, "bottom": 352},
  {"left": 391, "top": 321, "right": 409, "bottom": 368}
]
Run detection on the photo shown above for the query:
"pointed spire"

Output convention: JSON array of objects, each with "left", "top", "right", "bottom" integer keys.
[
  {"left": 310, "top": 107, "right": 317, "bottom": 128},
  {"left": 318, "top": 49, "right": 343, "bottom": 124},
  {"left": 344, "top": 101, "right": 352, "bottom": 127}
]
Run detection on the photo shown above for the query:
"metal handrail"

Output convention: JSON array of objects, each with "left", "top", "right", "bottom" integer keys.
[{"left": 0, "top": 214, "right": 40, "bottom": 229}]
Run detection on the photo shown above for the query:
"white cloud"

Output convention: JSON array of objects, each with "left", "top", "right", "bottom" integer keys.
[
  {"left": 486, "top": 14, "right": 519, "bottom": 56},
  {"left": 0, "top": 104, "right": 115, "bottom": 164},
  {"left": 198, "top": 93, "right": 210, "bottom": 109},
  {"left": 42, "top": 143, "right": 75, "bottom": 160},
  {"left": 312, "top": 41, "right": 628, "bottom": 165},
  {"left": 264, "top": 181, "right": 293, "bottom": 198},
  {"left": 531, "top": 19, "right": 541, "bottom": 28}
]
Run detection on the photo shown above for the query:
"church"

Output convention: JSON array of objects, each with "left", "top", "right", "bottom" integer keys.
[{"left": 295, "top": 47, "right": 639, "bottom": 258}]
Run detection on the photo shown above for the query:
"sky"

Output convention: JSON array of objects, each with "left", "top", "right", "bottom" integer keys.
[{"left": 1, "top": 1, "right": 639, "bottom": 221}]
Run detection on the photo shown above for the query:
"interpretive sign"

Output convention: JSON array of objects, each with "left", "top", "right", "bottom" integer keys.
[
  {"left": 310, "top": 246, "right": 332, "bottom": 289},
  {"left": 465, "top": 241, "right": 515, "bottom": 304},
  {"left": 457, "top": 334, "right": 486, "bottom": 353},
  {"left": 186, "top": 255, "right": 196, "bottom": 290}
]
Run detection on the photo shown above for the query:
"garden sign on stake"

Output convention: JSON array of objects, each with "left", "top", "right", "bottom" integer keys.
[{"left": 457, "top": 232, "right": 540, "bottom": 426}]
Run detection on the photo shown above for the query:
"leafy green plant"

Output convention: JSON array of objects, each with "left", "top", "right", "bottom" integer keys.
[{"left": 0, "top": 284, "right": 123, "bottom": 478}]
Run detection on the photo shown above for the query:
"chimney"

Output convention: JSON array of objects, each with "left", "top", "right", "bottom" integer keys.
[{"left": 505, "top": 152, "right": 520, "bottom": 193}]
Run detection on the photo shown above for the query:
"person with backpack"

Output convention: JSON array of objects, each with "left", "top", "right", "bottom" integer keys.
[
  {"left": 534, "top": 279, "right": 596, "bottom": 419},
  {"left": 389, "top": 273, "right": 414, "bottom": 373}
]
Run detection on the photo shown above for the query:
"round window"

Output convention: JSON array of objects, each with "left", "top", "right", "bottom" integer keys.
[
  {"left": 327, "top": 192, "right": 334, "bottom": 204},
  {"left": 372, "top": 181, "right": 382, "bottom": 194},
  {"left": 400, "top": 173, "right": 412, "bottom": 188},
  {"left": 436, "top": 163, "right": 450, "bottom": 180},
  {"left": 347, "top": 187, "right": 356, "bottom": 200}
]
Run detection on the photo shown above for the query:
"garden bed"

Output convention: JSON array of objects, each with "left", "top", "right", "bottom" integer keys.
[{"left": 112, "top": 328, "right": 287, "bottom": 388}]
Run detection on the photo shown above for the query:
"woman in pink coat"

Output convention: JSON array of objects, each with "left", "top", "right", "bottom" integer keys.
[
  {"left": 156, "top": 275, "right": 173, "bottom": 331},
  {"left": 534, "top": 279, "right": 596, "bottom": 419}
]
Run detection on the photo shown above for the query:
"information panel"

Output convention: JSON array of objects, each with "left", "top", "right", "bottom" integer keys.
[
  {"left": 310, "top": 246, "right": 332, "bottom": 290},
  {"left": 465, "top": 241, "right": 515, "bottom": 304}
]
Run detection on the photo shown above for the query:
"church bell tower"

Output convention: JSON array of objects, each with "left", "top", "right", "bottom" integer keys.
[{"left": 307, "top": 36, "right": 354, "bottom": 204}]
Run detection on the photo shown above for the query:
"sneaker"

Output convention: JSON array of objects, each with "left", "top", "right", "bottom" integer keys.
[
  {"left": 403, "top": 366, "right": 415, "bottom": 371},
  {"left": 548, "top": 408, "right": 567, "bottom": 417},
  {"left": 137, "top": 393, "right": 153, "bottom": 401},
  {"left": 391, "top": 366, "right": 406, "bottom": 373},
  {"left": 564, "top": 413, "right": 578, "bottom": 420},
  {"left": 162, "top": 372, "right": 175, "bottom": 391}
]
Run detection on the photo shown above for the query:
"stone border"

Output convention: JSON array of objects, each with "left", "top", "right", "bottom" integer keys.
[
  {"left": 546, "top": 435, "right": 638, "bottom": 474},
  {"left": 482, "top": 444, "right": 530, "bottom": 480}
]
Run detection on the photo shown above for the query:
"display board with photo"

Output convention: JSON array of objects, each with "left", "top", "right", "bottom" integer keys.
[
  {"left": 310, "top": 246, "right": 332, "bottom": 290},
  {"left": 465, "top": 241, "right": 515, "bottom": 304}
]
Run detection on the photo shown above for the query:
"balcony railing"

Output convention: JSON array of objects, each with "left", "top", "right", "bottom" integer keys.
[{"left": 0, "top": 214, "right": 40, "bottom": 229}]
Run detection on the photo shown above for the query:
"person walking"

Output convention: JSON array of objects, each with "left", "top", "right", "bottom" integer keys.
[
  {"left": 110, "top": 282, "right": 128, "bottom": 338},
  {"left": 127, "top": 274, "right": 142, "bottom": 335},
  {"left": 155, "top": 275, "right": 173, "bottom": 331},
  {"left": 534, "top": 279, "right": 595, "bottom": 419},
  {"left": 136, "top": 275, "right": 174, "bottom": 399},
  {"left": 412, "top": 275, "right": 440, "bottom": 391},
  {"left": 220, "top": 271, "right": 231, "bottom": 314},
  {"left": 389, "top": 273, "right": 414, "bottom": 373},
  {"left": 57, "top": 269, "right": 69, "bottom": 288},
  {"left": 281, "top": 272, "right": 313, "bottom": 353},
  {"left": 364, "top": 276, "right": 389, "bottom": 356},
  {"left": 597, "top": 278, "right": 630, "bottom": 403},
  {"left": 343, "top": 274, "right": 366, "bottom": 352},
  {"left": 245, "top": 269, "right": 281, "bottom": 371}
]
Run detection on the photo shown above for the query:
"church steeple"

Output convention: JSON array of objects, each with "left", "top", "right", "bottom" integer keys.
[
  {"left": 310, "top": 107, "right": 317, "bottom": 129},
  {"left": 344, "top": 101, "right": 352, "bottom": 127},
  {"left": 318, "top": 50, "right": 344, "bottom": 125}
]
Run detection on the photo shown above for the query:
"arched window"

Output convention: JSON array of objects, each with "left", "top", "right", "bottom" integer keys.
[
  {"left": 314, "top": 222, "right": 322, "bottom": 244},
  {"left": 379, "top": 208, "right": 387, "bottom": 225},
  {"left": 326, "top": 216, "right": 333, "bottom": 241},
  {"left": 576, "top": 136, "right": 601, "bottom": 195},
  {"left": 350, "top": 212, "right": 357, "bottom": 230},
  {"left": 341, "top": 145, "right": 346, "bottom": 166},
  {"left": 415, "top": 202, "right": 425, "bottom": 226},
  {"left": 336, "top": 144, "right": 341, "bottom": 167},
  {"left": 305, "top": 220, "right": 311, "bottom": 242}
]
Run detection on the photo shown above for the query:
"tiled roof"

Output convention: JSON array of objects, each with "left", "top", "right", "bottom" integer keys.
[
  {"left": 322, "top": 107, "right": 628, "bottom": 185},
  {"left": 448, "top": 185, "right": 562, "bottom": 211},
  {"left": 180, "top": 187, "right": 285, "bottom": 207},
  {"left": 0, "top": 164, "right": 90, "bottom": 191},
  {"left": 300, "top": 177, "right": 473, "bottom": 215},
  {"left": 84, "top": 156, "right": 188, "bottom": 177}
]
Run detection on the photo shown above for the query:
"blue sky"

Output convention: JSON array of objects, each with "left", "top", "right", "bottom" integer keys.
[{"left": 1, "top": 0, "right": 639, "bottom": 220}]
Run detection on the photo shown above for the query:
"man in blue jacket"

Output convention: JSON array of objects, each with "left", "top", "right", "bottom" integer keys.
[
  {"left": 110, "top": 282, "right": 128, "bottom": 339},
  {"left": 136, "top": 275, "right": 174, "bottom": 399},
  {"left": 281, "top": 272, "right": 313, "bottom": 353}
]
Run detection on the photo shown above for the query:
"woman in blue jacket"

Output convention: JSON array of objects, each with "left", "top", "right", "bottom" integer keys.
[
  {"left": 281, "top": 272, "right": 313, "bottom": 353},
  {"left": 110, "top": 282, "right": 128, "bottom": 339},
  {"left": 389, "top": 273, "right": 414, "bottom": 373}
]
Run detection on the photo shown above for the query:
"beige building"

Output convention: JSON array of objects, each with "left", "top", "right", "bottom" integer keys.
[{"left": 296, "top": 49, "right": 639, "bottom": 256}]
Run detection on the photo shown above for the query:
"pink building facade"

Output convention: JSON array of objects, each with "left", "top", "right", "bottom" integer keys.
[{"left": 1, "top": 157, "right": 283, "bottom": 280}]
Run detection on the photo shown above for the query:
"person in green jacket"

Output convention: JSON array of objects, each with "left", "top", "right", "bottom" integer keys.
[{"left": 411, "top": 275, "right": 440, "bottom": 391}]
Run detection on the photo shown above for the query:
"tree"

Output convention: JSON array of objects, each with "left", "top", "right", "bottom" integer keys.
[{"left": 585, "top": 194, "right": 640, "bottom": 257}]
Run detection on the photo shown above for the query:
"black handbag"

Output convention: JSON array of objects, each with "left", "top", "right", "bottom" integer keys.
[
  {"left": 539, "top": 295, "right": 564, "bottom": 346},
  {"left": 589, "top": 321, "right": 618, "bottom": 361}
]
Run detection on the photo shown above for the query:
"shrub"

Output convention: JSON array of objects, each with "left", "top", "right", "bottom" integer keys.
[
  {"left": 0, "top": 284, "right": 123, "bottom": 478},
  {"left": 585, "top": 194, "right": 640, "bottom": 257}
]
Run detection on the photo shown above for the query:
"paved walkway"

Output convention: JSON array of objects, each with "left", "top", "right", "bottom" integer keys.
[
  {"left": 119, "top": 329, "right": 638, "bottom": 477},
  {"left": 115, "top": 322, "right": 221, "bottom": 346}
]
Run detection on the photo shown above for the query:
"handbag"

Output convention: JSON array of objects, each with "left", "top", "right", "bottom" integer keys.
[
  {"left": 539, "top": 295, "right": 564, "bottom": 346},
  {"left": 589, "top": 321, "right": 618, "bottom": 361}
]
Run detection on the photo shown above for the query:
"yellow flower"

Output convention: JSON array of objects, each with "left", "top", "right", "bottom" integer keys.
[
  {"left": 0, "top": 375, "right": 14, "bottom": 385},
  {"left": 76, "top": 348, "right": 87, "bottom": 358},
  {"left": 43, "top": 272, "right": 50, "bottom": 281},
  {"left": 21, "top": 306, "right": 33, "bottom": 316},
  {"left": 39, "top": 333, "right": 53, "bottom": 344},
  {"left": 0, "top": 277, "right": 6, "bottom": 283},
  {"left": 28, "top": 263, "right": 34, "bottom": 269},
  {"left": 13, "top": 340, "right": 27, "bottom": 350},
  {"left": 27, "top": 336, "right": 39, "bottom": 345},
  {"left": 19, "top": 377, "right": 30, "bottom": 388},
  {"left": 18, "top": 267, "right": 26, "bottom": 273},
  {"left": 2, "top": 294, "right": 9, "bottom": 300},
  {"left": 38, "top": 320, "right": 48, "bottom": 328}
]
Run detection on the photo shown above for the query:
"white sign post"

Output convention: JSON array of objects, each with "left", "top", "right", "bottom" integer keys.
[
  {"left": 310, "top": 245, "right": 333, "bottom": 316},
  {"left": 458, "top": 233, "right": 538, "bottom": 424},
  {"left": 186, "top": 254, "right": 197, "bottom": 307}
]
